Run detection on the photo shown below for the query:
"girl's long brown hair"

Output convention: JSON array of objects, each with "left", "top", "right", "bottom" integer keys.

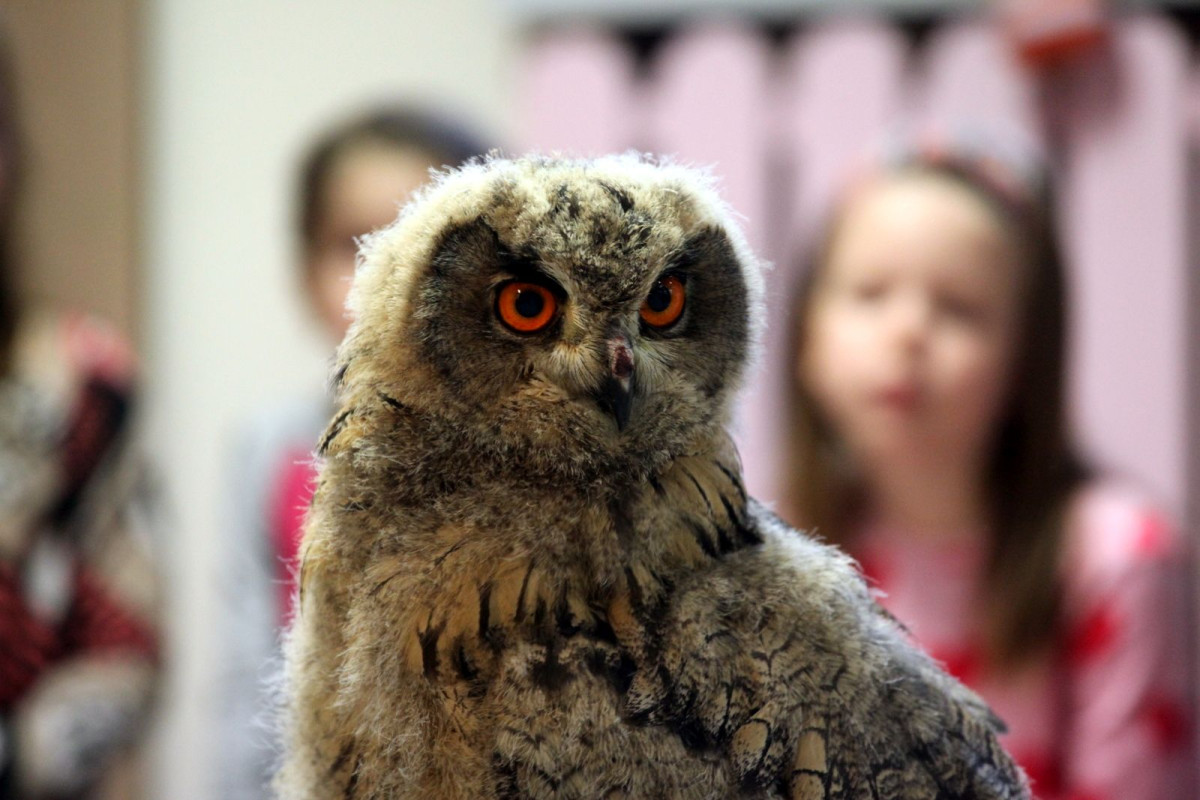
[
  {"left": 0, "top": 21, "right": 22, "bottom": 374},
  {"left": 783, "top": 161, "right": 1090, "bottom": 666}
]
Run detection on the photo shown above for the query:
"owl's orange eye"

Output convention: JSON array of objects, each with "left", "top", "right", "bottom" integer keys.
[
  {"left": 496, "top": 282, "right": 558, "bottom": 333},
  {"left": 640, "top": 274, "right": 686, "bottom": 329}
]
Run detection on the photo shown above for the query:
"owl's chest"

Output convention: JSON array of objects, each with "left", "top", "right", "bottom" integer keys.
[
  {"left": 420, "top": 632, "right": 761, "bottom": 800},
  {"left": 334, "top": 470, "right": 768, "bottom": 796}
]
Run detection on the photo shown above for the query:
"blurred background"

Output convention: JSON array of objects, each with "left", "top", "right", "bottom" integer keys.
[{"left": 1, "top": 0, "right": 1197, "bottom": 797}]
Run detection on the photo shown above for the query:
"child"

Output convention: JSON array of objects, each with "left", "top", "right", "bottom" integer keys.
[
  {"left": 0, "top": 23, "right": 160, "bottom": 798},
  {"left": 216, "top": 106, "right": 488, "bottom": 800},
  {"left": 781, "top": 129, "right": 1196, "bottom": 799}
]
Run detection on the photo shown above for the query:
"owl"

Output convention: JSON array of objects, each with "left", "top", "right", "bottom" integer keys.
[{"left": 276, "top": 154, "right": 1028, "bottom": 799}]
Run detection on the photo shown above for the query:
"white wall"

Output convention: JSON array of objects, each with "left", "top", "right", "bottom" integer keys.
[{"left": 141, "top": 3, "right": 517, "bottom": 796}]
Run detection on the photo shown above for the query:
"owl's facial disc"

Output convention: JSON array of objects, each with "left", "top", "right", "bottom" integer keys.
[{"left": 411, "top": 212, "right": 749, "bottom": 464}]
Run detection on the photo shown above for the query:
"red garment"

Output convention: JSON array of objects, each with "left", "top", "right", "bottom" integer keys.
[
  {"left": 0, "top": 311, "right": 160, "bottom": 796},
  {"left": 0, "top": 563, "right": 57, "bottom": 710},
  {"left": 0, "top": 313, "right": 159, "bottom": 713},
  {"left": 853, "top": 483, "right": 1197, "bottom": 799},
  {"left": 0, "top": 564, "right": 158, "bottom": 712},
  {"left": 269, "top": 449, "right": 317, "bottom": 626}
]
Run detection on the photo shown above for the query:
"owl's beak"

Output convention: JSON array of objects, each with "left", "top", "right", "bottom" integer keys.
[{"left": 596, "top": 334, "right": 635, "bottom": 432}]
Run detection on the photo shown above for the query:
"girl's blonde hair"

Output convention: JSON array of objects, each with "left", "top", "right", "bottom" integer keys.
[{"left": 784, "top": 143, "right": 1090, "bottom": 666}]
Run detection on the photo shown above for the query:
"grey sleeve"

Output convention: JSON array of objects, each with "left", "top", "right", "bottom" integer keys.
[{"left": 211, "top": 422, "right": 288, "bottom": 800}]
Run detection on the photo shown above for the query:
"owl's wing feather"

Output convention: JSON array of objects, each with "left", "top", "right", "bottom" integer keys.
[{"left": 625, "top": 501, "right": 1030, "bottom": 800}]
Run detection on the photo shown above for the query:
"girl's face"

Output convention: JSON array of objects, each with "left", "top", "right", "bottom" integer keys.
[
  {"left": 305, "top": 143, "right": 435, "bottom": 343},
  {"left": 801, "top": 172, "right": 1025, "bottom": 473}
]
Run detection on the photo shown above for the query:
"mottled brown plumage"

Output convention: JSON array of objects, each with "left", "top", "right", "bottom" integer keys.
[{"left": 277, "top": 154, "right": 1029, "bottom": 799}]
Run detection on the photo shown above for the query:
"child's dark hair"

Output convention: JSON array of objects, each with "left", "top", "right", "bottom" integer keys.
[
  {"left": 296, "top": 106, "right": 489, "bottom": 255},
  {"left": 785, "top": 140, "right": 1091, "bottom": 666}
]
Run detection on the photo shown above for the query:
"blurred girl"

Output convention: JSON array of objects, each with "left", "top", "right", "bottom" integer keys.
[
  {"left": 216, "top": 106, "right": 488, "bottom": 800},
  {"left": 0, "top": 22, "right": 159, "bottom": 800},
  {"left": 781, "top": 129, "right": 1196, "bottom": 799}
]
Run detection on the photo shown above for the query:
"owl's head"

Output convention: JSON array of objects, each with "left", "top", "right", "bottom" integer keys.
[{"left": 340, "top": 154, "right": 764, "bottom": 482}]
